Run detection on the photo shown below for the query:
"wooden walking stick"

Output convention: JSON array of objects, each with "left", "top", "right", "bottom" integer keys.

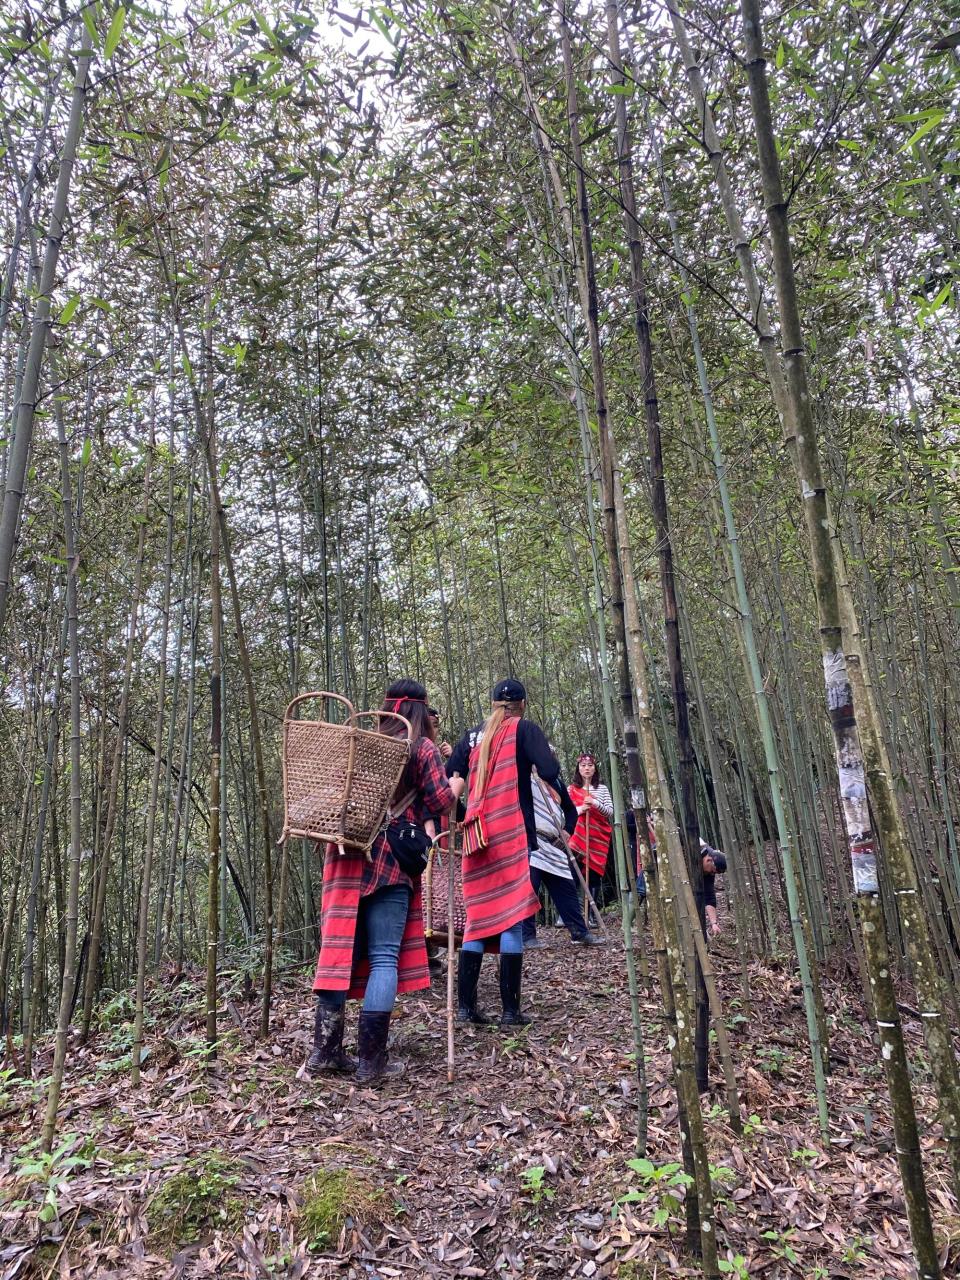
[
  {"left": 446, "top": 812, "right": 457, "bottom": 1082},
  {"left": 566, "top": 836, "right": 607, "bottom": 934},
  {"left": 583, "top": 786, "right": 592, "bottom": 924}
]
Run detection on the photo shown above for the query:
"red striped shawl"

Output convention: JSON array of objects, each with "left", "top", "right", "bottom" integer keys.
[
  {"left": 569, "top": 785, "right": 613, "bottom": 874},
  {"left": 461, "top": 717, "right": 539, "bottom": 943},
  {"left": 312, "top": 849, "right": 429, "bottom": 997}
]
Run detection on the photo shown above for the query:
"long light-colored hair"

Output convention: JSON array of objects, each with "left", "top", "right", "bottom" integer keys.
[{"left": 474, "top": 698, "right": 524, "bottom": 795}]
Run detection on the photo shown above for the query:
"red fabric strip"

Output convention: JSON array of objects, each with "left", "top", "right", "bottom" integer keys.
[{"left": 569, "top": 785, "right": 613, "bottom": 874}]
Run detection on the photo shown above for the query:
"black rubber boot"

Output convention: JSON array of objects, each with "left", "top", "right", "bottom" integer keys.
[
  {"left": 355, "top": 1010, "right": 403, "bottom": 1084},
  {"left": 306, "top": 999, "right": 356, "bottom": 1076},
  {"left": 499, "top": 953, "right": 531, "bottom": 1026},
  {"left": 456, "top": 950, "right": 492, "bottom": 1024}
]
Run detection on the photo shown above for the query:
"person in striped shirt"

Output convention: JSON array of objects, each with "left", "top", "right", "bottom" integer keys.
[{"left": 569, "top": 754, "right": 615, "bottom": 904}]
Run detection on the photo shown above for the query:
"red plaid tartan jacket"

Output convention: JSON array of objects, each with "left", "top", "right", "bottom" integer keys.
[
  {"left": 361, "top": 737, "right": 456, "bottom": 896},
  {"left": 312, "top": 736, "right": 456, "bottom": 997}
]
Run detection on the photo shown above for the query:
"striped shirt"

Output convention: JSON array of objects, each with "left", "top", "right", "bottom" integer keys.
[{"left": 530, "top": 777, "right": 573, "bottom": 879}]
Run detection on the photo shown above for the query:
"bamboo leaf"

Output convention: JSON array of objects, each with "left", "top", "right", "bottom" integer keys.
[
  {"left": 57, "top": 295, "right": 81, "bottom": 326},
  {"left": 105, "top": 6, "right": 126, "bottom": 57},
  {"left": 370, "top": 9, "right": 394, "bottom": 44},
  {"left": 898, "top": 109, "right": 946, "bottom": 151},
  {"left": 252, "top": 9, "right": 275, "bottom": 43},
  {"left": 82, "top": 7, "right": 99, "bottom": 48}
]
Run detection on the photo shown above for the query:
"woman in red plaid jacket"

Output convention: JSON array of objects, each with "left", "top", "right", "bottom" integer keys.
[{"left": 307, "top": 680, "right": 464, "bottom": 1083}]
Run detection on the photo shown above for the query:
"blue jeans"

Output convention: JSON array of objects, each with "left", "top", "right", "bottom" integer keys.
[
  {"left": 317, "top": 883, "right": 412, "bottom": 1014},
  {"left": 523, "top": 866, "right": 589, "bottom": 941},
  {"left": 462, "top": 921, "right": 524, "bottom": 955}
]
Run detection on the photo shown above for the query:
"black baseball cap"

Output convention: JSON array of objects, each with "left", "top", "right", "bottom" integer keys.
[{"left": 492, "top": 678, "right": 526, "bottom": 703}]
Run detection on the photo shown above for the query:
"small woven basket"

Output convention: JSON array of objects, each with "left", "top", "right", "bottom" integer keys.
[
  {"left": 425, "top": 847, "right": 466, "bottom": 947},
  {"left": 280, "top": 692, "right": 412, "bottom": 854}
]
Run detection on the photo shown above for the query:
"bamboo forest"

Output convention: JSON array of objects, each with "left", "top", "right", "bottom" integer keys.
[{"left": 1, "top": 0, "right": 959, "bottom": 1274}]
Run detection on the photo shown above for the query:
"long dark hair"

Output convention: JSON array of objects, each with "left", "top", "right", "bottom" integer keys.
[
  {"left": 572, "top": 753, "right": 602, "bottom": 788},
  {"left": 381, "top": 678, "right": 435, "bottom": 798}
]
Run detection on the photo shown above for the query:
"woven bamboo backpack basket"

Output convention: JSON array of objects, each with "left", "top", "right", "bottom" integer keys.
[
  {"left": 280, "top": 692, "right": 412, "bottom": 855},
  {"left": 424, "top": 841, "right": 467, "bottom": 948}
]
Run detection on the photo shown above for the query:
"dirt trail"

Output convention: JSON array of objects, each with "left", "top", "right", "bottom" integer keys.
[{"left": 1, "top": 922, "right": 956, "bottom": 1278}]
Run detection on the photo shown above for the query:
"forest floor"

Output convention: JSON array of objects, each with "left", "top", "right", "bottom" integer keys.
[{"left": 2, "top": 914, "right": 959, "bottom": 1280}]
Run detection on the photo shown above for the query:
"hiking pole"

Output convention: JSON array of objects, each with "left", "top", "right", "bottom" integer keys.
[
  {"left": 446, "top": 813, "right": 457, "bottom": 1082},
  {"left": 565, "top": 835, "right": 607, "bottom": 934}
]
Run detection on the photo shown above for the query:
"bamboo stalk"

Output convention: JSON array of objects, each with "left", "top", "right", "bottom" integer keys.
[
  {"left": 0, "top": 18, "right": 92, "bottom": 635},
  {"left": 739, "top": 0, "right": 941, "bottom": 1265}
]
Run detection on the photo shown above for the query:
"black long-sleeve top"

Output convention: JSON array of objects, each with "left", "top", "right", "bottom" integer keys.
[
  {"left": 700, "top": 841, "right": 727, "bottom": 908},
  {"left": 446, "top": 719, "right": 578, "bottom": 850}
]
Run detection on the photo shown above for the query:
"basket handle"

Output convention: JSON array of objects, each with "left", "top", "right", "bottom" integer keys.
[
  {"left": 348, "top": 710, "right": 414, "bottom": 741},
  {"left": 283, "top": 691, "right": 356, "bottom": 723}
]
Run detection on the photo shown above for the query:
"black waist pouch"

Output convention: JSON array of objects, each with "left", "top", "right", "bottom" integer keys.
[{"left": 386, "top": 819, "right": 432, "bottom": 877}]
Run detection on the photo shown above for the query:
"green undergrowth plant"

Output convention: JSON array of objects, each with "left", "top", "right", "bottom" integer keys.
[
  {"left": 709, "top": 1163, "right": 737, "bottom": 1209},
  {"left": 718, "top": 1255, "right": 750, "bottom": 1279},
  {"left": 613, "top": 1158, "right": 693, "bottom": 1232},
  {"left": 146, "top": 1153, "right": 246, "bottom": 1247},
  {"left": 96, "top": 992, "right": 135, "bottom": 1031},
  {"left": 742, "top": 1114, "right": 766, "bottom": 1140},
  {"left": 761, "top": 1227, "right": 799, "bottom": 1265},
  {"left": 6, "top": 1134, "right": 98, "bottom": 1225},
  {"left": 298, "top": 1168, "right": 388, "bottom": 1250},
  {"left": 840, "top": 1234, "right": 869, "bottom": 1265},
  {"left": 520, "top": 1165, "right": 555, "bottom": 1206},
  {"left": 755, "top": 1046, "right": 789, "bottom": 1077},
  {"left": 0, "top": 1066, "right": 42, "bottom": 1111},
  {"left": 790, "top": 1146, "right": 819, "bottom": 1167}
]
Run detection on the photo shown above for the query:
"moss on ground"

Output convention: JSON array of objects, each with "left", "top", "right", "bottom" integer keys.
[
  {"left": 297, "top": 1168, "right": 388, "bottom": 1248},
  {"left": 110, "top": 1148, "right": 147, "bottom": 1171},
  {"left": 146, "top": 1152, "right": 245, "bottom": 1247}
]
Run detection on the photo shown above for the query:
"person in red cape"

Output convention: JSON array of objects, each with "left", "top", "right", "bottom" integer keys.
[
  {"left": 307, "top": 679, "right": 463, "bottom": 1083},
  {"left": 569, "top": 753, "right": 614, "bottom": 905},
  {"left": 446, "top": 679, "right": 577, "bottom": 1027}
]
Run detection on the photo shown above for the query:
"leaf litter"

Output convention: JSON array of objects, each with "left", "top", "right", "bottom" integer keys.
[{"left": 2, "top": 921, "right": 958, "bottom": 1279}]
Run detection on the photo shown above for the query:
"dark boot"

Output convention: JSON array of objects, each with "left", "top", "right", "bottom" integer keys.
[
  {"left": 499, "top": 953, "right": 531, "bottom": 1027},
  {"left": 355, "top": 1010, "right": 403, "bottom": 1084},
  {"left": 306, "top": 999, "right": 356, "bottom": 1076},
  {"left": 457, "top": 950, "right": 492, "bottom": 1025}
]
